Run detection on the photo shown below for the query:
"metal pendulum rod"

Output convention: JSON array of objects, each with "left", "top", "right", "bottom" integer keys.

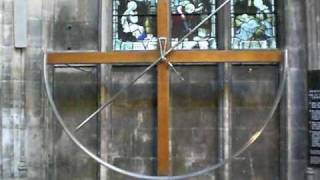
[
  {"left": 158, "top": 37, "right": 184, "bottom": 81},
  {"left": 74, "top": 0, "right": 231, "bottom": 132}
]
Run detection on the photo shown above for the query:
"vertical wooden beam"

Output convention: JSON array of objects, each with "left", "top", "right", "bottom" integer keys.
[
  {"left": 157, "top": 63, "right": 170, "bottom": 175},
  {"left": 157, "top": 0, "right": 171, "bottom": 176}
]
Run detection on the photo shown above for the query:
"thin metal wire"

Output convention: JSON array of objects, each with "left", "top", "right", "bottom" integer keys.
[
  {"left": 74, "top": 56, "right": 163, "bottom": 131},
  {"left": 75, "top": 0, "right": 231, "bottom": 131},
  {"left": 43, "top": 50, "right": 287, "bottom": 179}
]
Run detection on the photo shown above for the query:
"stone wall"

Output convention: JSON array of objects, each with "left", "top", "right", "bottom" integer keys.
[
  {"left": 0, "top": 0, "right": 314, "bottom": 179},
  {"left": 0, "top": 0, "right": 46, "bottom": 179},
  {"left": 306, "top": 0, "right": 320, "bottom": 179},
  {"left": 50, "top": 0, "right": 100, "bottom": 180}
]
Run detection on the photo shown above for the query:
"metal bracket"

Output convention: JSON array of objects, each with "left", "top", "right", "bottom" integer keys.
[
  {"left": 158, "top": 37, "right": 184, "bottom": 81},
  {"left": 158, "top": 37, "right": 167, "bottom": 61}
]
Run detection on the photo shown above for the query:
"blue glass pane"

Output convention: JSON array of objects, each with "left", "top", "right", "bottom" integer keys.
[
  {"left": 113, "top": 0, "right": 157, "bottom": 50},
  {"left": 171, "top": 0, "right": 217, "bottom": 50},
  {"left": 231, "top": 0, "right": 277, "bottom": 49}
]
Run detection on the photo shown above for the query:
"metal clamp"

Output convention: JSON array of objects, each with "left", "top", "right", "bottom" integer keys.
[
  {"left": 158, "top": 37, "right": 167, "bottom": 61},
  {"left": 158, "top": 37, "right": 185, "bottom": 81}
]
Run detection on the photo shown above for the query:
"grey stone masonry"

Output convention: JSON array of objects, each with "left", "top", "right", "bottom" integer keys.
[{"left": 306, "top": 0, "right": 320, "bottom": 179}]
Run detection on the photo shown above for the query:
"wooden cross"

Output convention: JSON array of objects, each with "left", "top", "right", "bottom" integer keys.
[{"left": 47, "top": 0, "right": 282, "bottom": 176}]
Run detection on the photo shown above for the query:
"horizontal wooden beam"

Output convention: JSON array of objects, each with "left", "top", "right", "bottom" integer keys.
[
  {"left": 47, "top": 50, "right": 283, "bottom": 64},
  {"left": 168, "top": 50, "right": 282, "bottom": 63},
  {"left": 47, "top": 51, "right": 159, "bottom": 64}
]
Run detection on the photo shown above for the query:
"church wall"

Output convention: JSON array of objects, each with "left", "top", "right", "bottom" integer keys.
[
  {"left": 0, "top": 0, "right": 318, "bottom": 179},
  {"left": 306, "top": 0, "right": 320, "bottom": 179}
]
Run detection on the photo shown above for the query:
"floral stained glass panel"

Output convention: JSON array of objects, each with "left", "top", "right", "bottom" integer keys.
[
  {"left": 113, "top": 0, "right": 158, "bottom": 50},
  {"left": 231, "top": 0, "right": 277, "bottom": 49},
  {"left": 171, "top": 0, "right": 216, "bottom": 50}
]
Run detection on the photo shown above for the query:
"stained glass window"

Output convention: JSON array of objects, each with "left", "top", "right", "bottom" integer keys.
[
  {"left": 171, "top": 0, "right": 217, "bottom": 50},
  {"left": 113, "top": 0, "right": 158, "bottom": 50},
  {"left": 231, "top": 0, "right": 277, "bottom": 49}
]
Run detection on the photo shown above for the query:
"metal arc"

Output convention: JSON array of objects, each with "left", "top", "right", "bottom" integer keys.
[
  {"left": 44, "top": 0, "right": 287, "bottom": 178},
  {"left": 43, "top": 49, "right": 287, "bottom": 179}
]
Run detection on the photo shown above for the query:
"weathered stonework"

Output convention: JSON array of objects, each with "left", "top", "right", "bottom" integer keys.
[{"left": 0, "top": 0, "right": 317, "bottom": 179}]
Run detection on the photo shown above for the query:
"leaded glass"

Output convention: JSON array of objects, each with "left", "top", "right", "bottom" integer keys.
[
  {"left": 113, "top": 0, "right": 158, "bottom": 50},
  {"left": 231, "top": 0, "right": 277, "bottom": 49},
  {"left": 171, "top": 0, "right": 216, "bottom": 50}
]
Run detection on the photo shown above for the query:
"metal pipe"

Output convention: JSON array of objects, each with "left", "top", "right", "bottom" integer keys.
[
  {"left": 283, "top": 0, "right": 308, "bottom": 179},
  {"left": 306, "top": 167, "right": 315, "bottom": 180},
  {"left": 218, "top": 63, "right": 232, "bottom": 180},
  {"left": 98, "top": 0, "right": 113, "bottom": 179},
  {"left": 217, "top": 0, "right": 232, "bottom": 179}
]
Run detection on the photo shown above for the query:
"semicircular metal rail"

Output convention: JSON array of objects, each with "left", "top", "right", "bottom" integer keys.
[
  {"left": 43, "top": 50, "right": 287, "bottom": 179},
  {"left": 43, "top": 0, "right": 288, "bottom": 178}
]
